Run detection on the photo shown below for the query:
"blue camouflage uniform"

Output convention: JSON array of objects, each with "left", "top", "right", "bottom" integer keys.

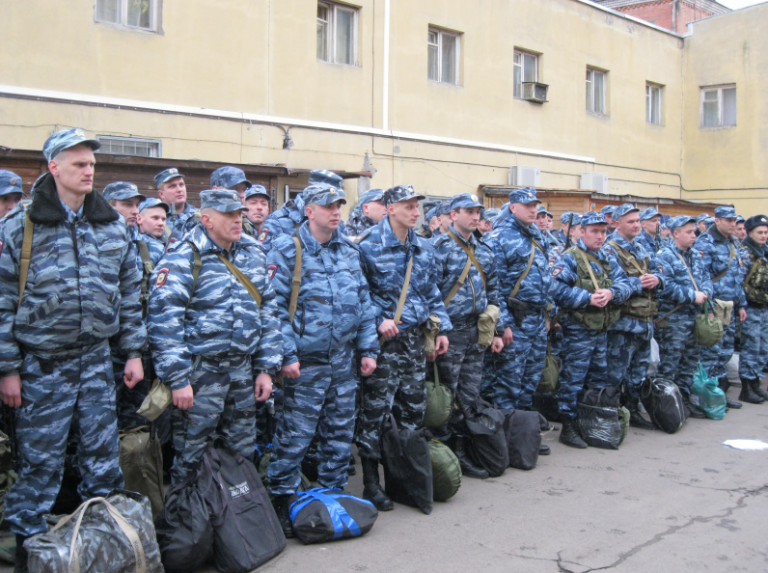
[
  {"left": 486, "top": 189, "right": 552, "bottom": 410},
  {"left": 346, "top": 188, "right": 384, "bottom": 237},
  {"left": 154, "top": 168, "right": 197, "bottom": 245},
  {"left": 655, "top": 216, "right": 714, "bottom": 396},
  {"left": 603, "top": 205, "right": 664, "bottom": 401},
  {"left": 550, "top": 215, "right": 633, "bottom": 419},
  {"left": 266, "top": 185, "right": 379, "bottom": 495},
  {"left": 0, "top": 128, "right": 146, "bottom": 537},
  {"left": 738, "top": 216, "right": 768, "bottom": 385},
  {"left": 433, "top": 194, "right": 499, "bottom": 439},
  {"left": 356, "top": 186, "right": 453, "bottom": 461},
  {"left": 636, "top": 207, "right": 663, "bottom": 254},
  {"left": 147, "top": 190, "right": 282, "bottom": 485},
  {"left": 693, "top": 207, "right": 747, "bottom": 380}
]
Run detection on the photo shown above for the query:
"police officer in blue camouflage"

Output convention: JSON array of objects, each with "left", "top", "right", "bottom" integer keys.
[
  {"left": 636, "top": 207, "right": 663, "bottom": 254},
  {"left": 601, "top": 204, "right": 618, "bottom": 234},
  {"left": 485, "top": 188, "right": 551, "bottom": 413},
  {"left": 266, "top": 183, "right": 379, "bottom": 536},
  {"left": 433, "top": 193, "right": 501, "bottom": 479},
  {"left": 478, "top": 207, "right": 498, "bottom": 237},
  {"left": 356, "top": 184, "right": 452, "bottom": 511},
  {"left": 655, "top": 216, "right": 713, "bottom": 418},
  {"left": 138, "top": 197, "right": 169, "bottom": 244},
  {"left": 155, "top": 167, "right": 196, "bottom": 244},
  {"left": 694, "top": 205, "right": 749, "bottom": 407},
  {"left": 147, "top": 189, "right": 281, "bottom": 485},
  {"left": 556, "top": 212, "right": 579, "bottom": 245},
  {"left": 241, "top": 184, "right": 271, "bottom": 244},
  {"left": 603, "top": 204, "right": 663, "bottom": 430},
  {"left": 738, "top": 215, "right": 768, "bottom": 402},
  {"left": 210, "top": 165, "right": 260, "bottom": 238},
  {"left": 549, "top": 213, "right": 582, "bottom": 265},
  {"left": 0, "top": 171, "right": 25, "bottom": 220},
  {"left": 0, "top": 128, "right": 146, "bottom": 571},
  {"left": 550, "top": 212, "right": 633, "bottom": 448},
  {"left": 535, "top": 204, "right": 562, "bottom": 248},
  {"left": 432, "top": 201, "right": 453, "bottom": 240},
  {"left": 346, "top": 188, "right": 386, "bottom": 237}
]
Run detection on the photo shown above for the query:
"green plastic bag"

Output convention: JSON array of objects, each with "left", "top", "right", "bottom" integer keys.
[
  {"left": 428, "top": 440, "right": 461, "bottom": 502},
  {"left": 424, "top": 363, "right": 453, "bottom": 428},
  {"left": 618, "top": 406, "right": 630, "bottom": 444},
  {"left": 691, "top": 363, "right": 726, "bottom": 420}
]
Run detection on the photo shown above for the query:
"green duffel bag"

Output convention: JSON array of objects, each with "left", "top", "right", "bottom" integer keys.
[
  {"left": 694, "top": 301, "right": 723, "bottom": 348},
  {"left": 537, "top": 341, "right": 560, "bottom": 394},
  {"left": 424, "top": 363, "right": 453, "bottom": 429},
  {"left": 429, "top": 440, "right": 461, "bottom": 502},
  {"left": 119, "top": 427, "right": 164, "bottom": 520},
  {"left": 618, "top": 406, "right": 630, "bottom": 445}
]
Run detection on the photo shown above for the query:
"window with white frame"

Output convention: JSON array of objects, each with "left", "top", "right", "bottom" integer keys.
[
  {"left": 96, "top": 0, "right": 159, "bottom": 31},
  {"left": 317, "top": 2, "right": 358, "bottom": 66},
  {"left": 428, "top": 27, "right": 461, "bottom": 85},
  {"left": 96, "top": 136, "right": 161, "bottom": 157},
  {"left": 586, "top": 68, "right": 607, "bottom": 115},
  {"left": 646, "top": 83, "right": 663, "bottom": 125},
  {"left": 700, "top": 85, "right": 736, "bottom": 128},
  {"left": 513, "top": 50, "right": 539, "bottom": 99}
]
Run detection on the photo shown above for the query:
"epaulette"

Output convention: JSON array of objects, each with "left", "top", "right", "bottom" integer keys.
[
  {"left": 354, "top": 228, "right": 373, "bottom": 244},
  {"left": 342, "top": 235, "right": 362, "bottom": 251}
]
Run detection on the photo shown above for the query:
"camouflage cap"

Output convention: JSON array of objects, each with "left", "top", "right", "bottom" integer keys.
[
  {"left": 43, "top": 128, "right": 100, "bottom": 161},
  {"left": 561, "top": 211, "right": 582, "bottom": 225},
  {"left": 139, "top": 197, "right": 170, "bottom": 214},
  {"left": 382, "top": 185, "right": 425, "bottom": 206},
  {"left": 0, "top": 170, "right": 24, "bottom": 197},
  {"left": 102, "top": 181, "right": 146, "bottom": 203},
  {"left": 696, "top": 213, "right": 710, "bottom": 223},
  {"left": 536, "top": 204, "right": 552, "bottom": 217},
  {"left": 667, "top": 215, "right": 697, "bottom": 232},
  {"left": 612, "top": 203, "right": 639, "bottom": 220},
  {"left": 508, "top": 187, "right": 540, "bottom": 205},
  {"left": 745, "top": 215, "right": 768, "bottom": 233},
  {"left": 154, "top": 168, "right": 184, "bottom": 187},
  {"left": 704, "top": 216, "right": 715, "bottom": 226},
  {"left": 600, "top": 205, "right": 617, "bottom": 217},
  {"left": 436, "top": 201, "right": 453, "bottom": 216},
  {"left": 302, "top": 183, "right": 347, "bottom": 206},
  {"left": 580, "top": 211, "right": 608, "bottom": 227},
  {"left": 358, "top": 188, "right": 384, "bottom": 207},
  {"left": 483, "top": 208, "right": 500, "bottom": 221},
  {"left": 245, "top": 184, "right": 270, "bottom": 201},
  {"left": 639, "top": 207, "right": 660, "bottom": 222},
  {"left": 736, "top": 215, "right": 745, "bottom": 224},
  {"left": 200, "top": 189, "right": 248, "bottom": 213},
  {"left": 309, "top": 169, "right": 344, "bottom": 189},
  {"left": 714, "top": 205, "right": 737, "bottom": 219},
  {"left": 450, "top": 193, "right": 483, "bottom": 210},
  {"left": 425, "top": 207, "right": 438, "bottom": 221},
  {"left": 211, "top": 166, "right": 252, "bottom": 190}
]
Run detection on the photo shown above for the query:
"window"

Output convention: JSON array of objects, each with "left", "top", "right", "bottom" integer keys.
[
  {"left": 513, "top": 51, "right": 539, "bottom": 99},
  {"left": 317, "top": 2, "right": 358, "bottom": 66},
  {"left": 428, "top": 27, "right": 460, "bottom": 84},
  {"left": 96, "top": 0, "right": 158, "bottom": 31},
  {"left": 96, "top": 136, "right": 161, "bottom": 157},
  {"left": 646, "top": 83, "right": 662, "bottom": 125},
  {"left": 701, "top": 85, "right": 736, "bottom": 128},
  {"left": 586, "top": 68, "right": 607, "bottom": 115}
]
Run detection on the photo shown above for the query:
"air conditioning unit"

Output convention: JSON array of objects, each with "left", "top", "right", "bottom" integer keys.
[
  {"left": 522, "top": 82, "right": 549, "bottom": 103},
  {"left": 509, "top": 165, "right": 541, "bottom": 187},
  {"left": 580, "top": 173, "right": 609, "bottom": 194}
]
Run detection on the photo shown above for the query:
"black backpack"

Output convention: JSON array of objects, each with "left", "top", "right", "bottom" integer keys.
[
  {"left": 502, "top": 410, "right": 541, "bottom": 470},
  {"left": 641, "top": 377, "right": 686, "bottom": 434},
  {"left": 381, "top": 414, "right": 433, "bottom": 515},
  {"left": 577, "top": 386, "right": 622, "bottom": 450},
  {"left": 465, "top": 399, "right": 509, "bottom": 477}
]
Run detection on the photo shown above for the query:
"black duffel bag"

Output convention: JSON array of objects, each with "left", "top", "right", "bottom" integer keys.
[
  {"left": 465, "top": 399, "right": 508, "bottom": 477},
  {"left": 640, "top": 377, "right": 686, "bottom": 434},
  {"left": 577, "top": 386, "right": 622, "bottom": 450},
  {"left": 288, "top": 487, "right": 378, "bottom": 544},
  {"left": 381, "top": 414, "right": 433, "bottom": 515},
  {"left": 502, "top": 410, "right": 541, "bottom": 470}
]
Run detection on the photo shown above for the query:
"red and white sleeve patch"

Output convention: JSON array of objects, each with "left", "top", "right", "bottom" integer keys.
[
  {"left": 267, "top": 264, "right": 277, "bottom": 280},
  {"left": 155, "top": 267, "right": 170, "bottom": 288}
]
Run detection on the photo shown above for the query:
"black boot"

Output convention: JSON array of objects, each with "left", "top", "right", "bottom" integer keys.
[
  {"left": 538, "top": 444, "right": 551, "bottom": 456},
  {"left": 750, "top": 378, "right": 768, "bottom": 401},
  {"left": 14, "top": 536, "right": 27, "bottom": 573},
  {"left": 718, "top": 376, "right": 742, "bottom": 409},
  {"left": 739, "top": 378, "right": 765, "bottom": 404},
  {"left": 453, "top": 437, "right": 489, "bottom": 480},
  {"left": 559, "top": 417, "right": 587, "bottom": 449},
  {"left": 682, "top": 393, "right": 706, "bottom": 418},
  {"left": 271, "top": 495, "right": 296, "bottom": 539},
  {"left": 361, "top": 458, "right": 393, "bottom": 511},
  {"left": 347, "top": 452, "right": 356, "bottom": 476},
  {"left": 628, "top": 398, "right": 656, "bottom": 430}
]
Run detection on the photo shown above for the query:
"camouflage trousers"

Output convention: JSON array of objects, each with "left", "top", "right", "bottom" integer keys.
[
  {"left": 435, "top": 326, "right": 485, "bottom": 438},
  {"left": 488, "top": 311, "right": 547, "bottom": 409},
  {"left": 607, "top": 328, "right": 653, "bottom": 399},
  {"left": 6, "top": 340, "right": 123, "bottom": 536},
  {"left": 738, "top": 305, "right": 768, "bottom": 380},
  {"left": 268, "top": 345, "right": 357, "bottom": 496},
  {"left": 699, "top": 312, "right": 738, "bottom": 379},
  {"left": 656, "top": 311, "right": 698, "bottom": 394},
  {"left": 356, "top": 327, "right": 426, "bottom": 460},
  {"left": 556, "top": 324, "right": 608, "bottom": 419},
  {"left": 171, "top": 354, "right": 255, "bottom": 486}
]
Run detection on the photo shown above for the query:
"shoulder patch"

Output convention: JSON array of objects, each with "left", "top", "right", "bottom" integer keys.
[
  {"left": 658, "top": 265, "right": 664, "bottom": 274},
  {"left": 155, "top": 267, "right": 170, "bottom": 288},
  {"left": 698, "top": 251, "right": 704, "bottom": 257},
  {"left": 552, "top": 266, "right": 563, "bottom": 277},
  {"left": 0, "top": 239, "right": 4, "bottom": 259},
  {"left": 267, "top": 263, "right": 277, "bottom": 280},
  {"left": 258, "top": 227, "right": 269, "bottom": 243}
]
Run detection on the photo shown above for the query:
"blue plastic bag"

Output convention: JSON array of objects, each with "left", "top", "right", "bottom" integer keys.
[{"left": 692, "top": 364, "right": 727, "bottom": 420}]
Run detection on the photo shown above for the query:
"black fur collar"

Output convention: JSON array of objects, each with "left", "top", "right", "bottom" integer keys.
[{"left": 29, "top": 173, "right": 118, "bottom": 225}]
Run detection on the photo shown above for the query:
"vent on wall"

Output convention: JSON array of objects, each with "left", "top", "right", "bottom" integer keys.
[
  {"left": 509, "top": 165, "right": 541, "bottom": 187},
  {"left": 580, "top": 172, "right": 609, "bottom": 194}
]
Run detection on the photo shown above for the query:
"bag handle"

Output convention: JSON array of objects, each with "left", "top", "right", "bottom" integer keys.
[
  {"left": 289, "top": 488, "right": 364, "bottom": 539},
  {"left": 711, "top": 242, "right": 735, "bottom": 283},
  {"left": 216, "top": 254, "right": 262, "bottom": 308},
  {"left": 446, "top": 230, "right": 485, "bottom": 287},
  {"left": 289, "top": 236, "right": 302, "bottom": 322},
  {"left": 575, "top": 248, "right": 601, "bottom": 292},
  {"left": 510, "top": 242, "right": 537, "bottom": 298},
  {"left": 18, "top": 210, "right": 33, "bottom": 309},
  {"left": 443, "top": 256, "right": 471, "bottom": 307},
  {"left": 378, "top": 255, "right": 414, "bottom": 346},
  {"left": 675, "top": 252, "right": 699, "bottom": 291},
  {"left": 50, "top": 497, "right": 147, "bottom": 573}
]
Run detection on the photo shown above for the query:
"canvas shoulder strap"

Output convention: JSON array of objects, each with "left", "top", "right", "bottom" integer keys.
[
  {"left": 17, "top": 210, "right": 33, "bottom": 309},
  {"left": 443, "top": 256, "right": 472, "bottom": 307},
  {"left": 185, "top": 241, "right": 203, "bottom": 311},
  {"left": 575, "top": 248, "right": 601, "bottom": 291},
  {"left": 675, "top": 252, "right": 699, "bottom": 290},
  {"left": 711, "top": 243, "right": 735, "bottom": 283},
  {"left": 607, "top": 239, "right": 645, "bottom": 275},
  {"left": 394, "top": 255, "right": 415, "bottom": 324},
  {"left": 217, "top": 254, "right": 262, "bottom": 308},
  {"left": 289, "top": 236, "right": 302, "bottom": 322},
  {"left": 446, "top": 230, "right": 485, "bottom": 287}
]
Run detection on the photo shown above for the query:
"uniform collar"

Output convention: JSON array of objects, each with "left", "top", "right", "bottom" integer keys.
[
  {"left": 297, "top": 220, "right": 344, "bottom": 255},
  {"left": 577, "top": 238, "right": 604, "bottom": 259},
  {"left": 189, "top": 224, "right": 241, "bottom": 256},
  {"left": 448, "top": 223, "right": 476, "bottom": 247},
  {"left": 380, "top": 216, "right": 416, "bottom": 249},
  {"left": 707, "top": 225, "right": 729, "bottom": 242}
]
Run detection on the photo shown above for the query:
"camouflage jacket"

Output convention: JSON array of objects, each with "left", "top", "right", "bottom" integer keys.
[
  {"left": 259, "top": 198, "right": 305, "bottom": 252},
  {"left": 147, "top": 225, "right": 281, "bottom": 390},
  {"left": 357, "top": 216, "right": 452, "bottom": 332},
  {"left": 433, "top": 224, "right": 499, "bottom": 325},
  {"left": 656, "top": 242, "right": 713, "bottom": 316},
  {"left": 693, "top": 226, "right": 747, "bottom": 308},
  {"left": 267, "top": 222, "right": 379, "bottom": 366},
  {"left": 0, "top": 173, "right": 146, "bottom": 372},
  {"left": 346, "top": 209, "right": 376, "bottom": 237}
]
